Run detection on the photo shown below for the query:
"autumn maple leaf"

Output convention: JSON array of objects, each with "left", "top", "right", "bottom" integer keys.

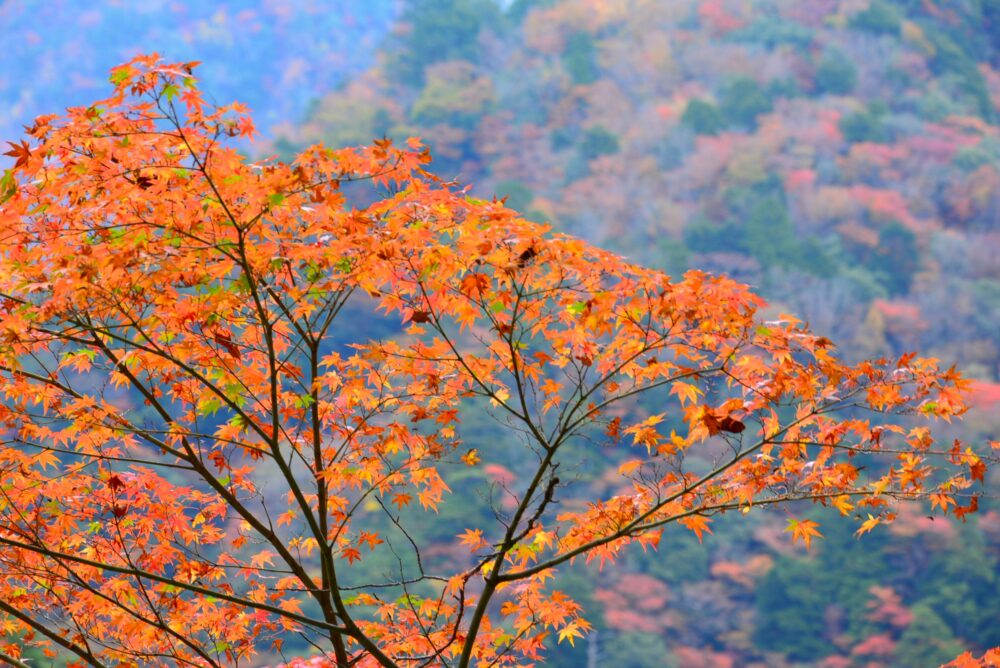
[
  {"left": 3, "top": 140, "right": 31, "bottom": 169},
  {"left": 785, "top": 518, "right": 823, "bottom": 549}
]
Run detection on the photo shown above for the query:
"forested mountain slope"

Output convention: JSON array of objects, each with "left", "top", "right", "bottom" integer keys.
[
  {"left": 286, "top": 0, "right": 1000, "bottom": 384},
  {"left": 274, "top": 1, "right": 1000, "bottom": 666}
]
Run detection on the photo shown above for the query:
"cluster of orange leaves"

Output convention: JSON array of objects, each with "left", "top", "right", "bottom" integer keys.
[{"left": 0, "top": 56, "right": 988, "bottom": 667}]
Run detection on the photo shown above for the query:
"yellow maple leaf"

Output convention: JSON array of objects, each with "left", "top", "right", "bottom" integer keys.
[
  {"left": 557, "top": 622, "right": 584, "bottom": 646},
  {"left": 832, "top": 495, "right": 854, "bottom": 516},
  {"left": 855, "top": 514, "right": 881, "bottom": 537}
]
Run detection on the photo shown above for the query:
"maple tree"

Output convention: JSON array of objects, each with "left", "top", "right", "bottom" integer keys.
[{"left": 0, "top": 56, "right": 989, "bottom": 667}]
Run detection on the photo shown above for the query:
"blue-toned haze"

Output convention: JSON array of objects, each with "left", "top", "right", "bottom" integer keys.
[{"left": 0, "top": 0, "right": 395, "bottom": 145}]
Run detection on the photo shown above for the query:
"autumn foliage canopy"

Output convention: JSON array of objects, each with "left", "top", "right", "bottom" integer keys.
[{"left": 0, "top": 57, "right": 988, "bottom": 666}]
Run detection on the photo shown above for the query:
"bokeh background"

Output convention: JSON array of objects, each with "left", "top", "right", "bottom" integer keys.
[{"left": 2, "top": 1, "right": 999, "bottom": 666}]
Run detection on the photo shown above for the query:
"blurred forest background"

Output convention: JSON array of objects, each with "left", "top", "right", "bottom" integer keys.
[{"left": 2, "top": 0, "right": 1000, "bottom": 666}]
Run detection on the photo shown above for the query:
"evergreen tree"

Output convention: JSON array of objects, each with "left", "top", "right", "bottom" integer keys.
[
  {"left": 719, "top": 77, "right": 773, "bottom": 129},
  {"left": 387, "top": 0, "right": 500, "bottom": 85},
  {"left": 815, "top": 50, "right": 858, "bottom": 95},
  {"left": 893, "top": 604, "right": 966, "bottom": 667},
  {"left": 681, "top": 98, "right": 725, "bottom": 135},
  {"left": 848, "top": 1, "right": 903, "bottom": 34},
  {"left": 563, "top": 31, "right": 599, "bottom": 84}
]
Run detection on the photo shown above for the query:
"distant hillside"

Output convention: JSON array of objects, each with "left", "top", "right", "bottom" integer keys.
[
  {"left": 285, "top": 0, "right": 1000, "bottom": 382},
  {"left": 0, "top": 0, "right": 396, "bottom": 143},
  {"left": 277, "top": 2, "right": 1000, "bottom": 666}
]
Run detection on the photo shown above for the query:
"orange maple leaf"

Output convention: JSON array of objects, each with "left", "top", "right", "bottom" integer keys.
[{"left": 785, "top": 518, "right": 823, "bottom": 549}]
